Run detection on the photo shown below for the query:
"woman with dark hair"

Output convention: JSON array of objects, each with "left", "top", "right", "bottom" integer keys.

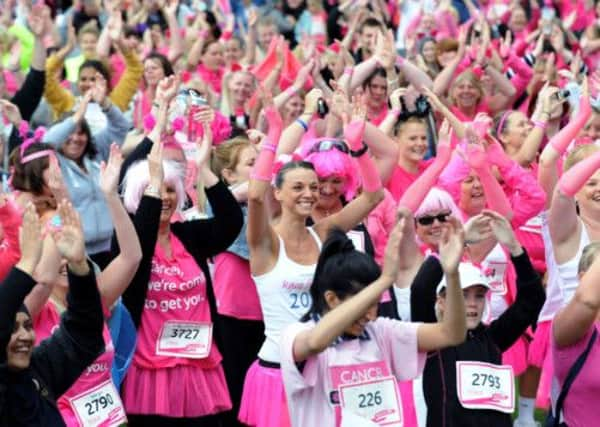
[
  {"left": 239, "top": 106, "right": 384, "bottom": 427},
  {"left": 280, "top": 215, "right": 467, "bottom": 426},
  {"left": 41, "top": 76, "right": 131, "bottom": 268},
  {"left": 0, "top": 201, "right": 105, "bottom": 426}
]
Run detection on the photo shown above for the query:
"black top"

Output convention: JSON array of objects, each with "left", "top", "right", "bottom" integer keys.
[
  {"left": 0, "top": 264, "right": 105, "bottom": 426},
  {"left": 117, "top": 181, "right": 243, "bottom": 355},
  {"left": 410, "top": 251, "right": 545, "bottom": 427}
]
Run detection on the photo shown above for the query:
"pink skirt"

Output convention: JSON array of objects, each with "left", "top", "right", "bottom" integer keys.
[
  {"left": 122, "top": 363, "right": 231, "bottom": 418},
  {"left": 501, "top": 335, "right": 528, "bottom": 377},
  {"left": 239, "top": 360, "right": 291, "bottom": 427},
  {"left": 528, "top": 320, "right": 553, "bottom": 409}
]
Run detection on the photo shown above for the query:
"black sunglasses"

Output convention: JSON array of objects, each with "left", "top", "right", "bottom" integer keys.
[
  {"left": 308, "top": 139, "right": 350, "bottom": 155},
  {"left": 415, "top": 212, "right": 451, "bottom": 226}
]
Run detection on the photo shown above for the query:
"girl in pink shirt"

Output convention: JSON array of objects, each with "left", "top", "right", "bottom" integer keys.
[
  {"left": 281, "top": 215, "right": 467, "bottom": 427},
  {"left": 195, "top": 40, "right": 226, "bottom": 97}
]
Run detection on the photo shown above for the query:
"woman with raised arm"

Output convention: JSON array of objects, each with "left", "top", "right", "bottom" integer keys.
[
  {"left": 119, "top": 98, "right": 243, "bottom": 426},
  {"left": 240, "top": 104, "right": 384, "bottom": 426},
  {"left": 552, "top": 242, "right": 600, "bottom": 427},
  {"left": 280, "top": 215, "right": 467, "bottom": 427},
  {"left": 0, "top": 202, "right": 104, "bottom": 426}
]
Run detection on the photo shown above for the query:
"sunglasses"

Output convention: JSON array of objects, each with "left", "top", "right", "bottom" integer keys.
[
  {"left": 415, "top": 212, "right": 451, "bottom": 226},
  {"left": 308, "top": 139, "right": 350, "bottom": 155}
]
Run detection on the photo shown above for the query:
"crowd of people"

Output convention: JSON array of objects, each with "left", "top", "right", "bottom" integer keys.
[{"left": 2, "top": 0, "right": 600, "bottom": 426}]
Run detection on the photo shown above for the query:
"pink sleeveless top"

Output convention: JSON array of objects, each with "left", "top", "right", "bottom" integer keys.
[
  {"left": 133, "top": 232, "right": 222, "bottom": 369},
  {"left": 34, "top": 302, "right": 126, "bottom": 427}
]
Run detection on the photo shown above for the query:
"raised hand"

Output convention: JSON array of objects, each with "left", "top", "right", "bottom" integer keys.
[
  {"left": 74, "top": 91, "right": 93, "bottom": 123},
  {"left": 463, "top": 213, "right": 493, "bottom": 244},
  {"left": 389, "top": 88, "right": 407, "bottom": 111},
  {"left": 50, "top": 201, "right": 87, "bottom": 266},
  {"left": 18, "top": 202, "right": 43, "bottom": 273},
  {"left": 156, "top": 75, "right": 180, "bottom": 104},
  {"left": 99, "top": 144, "right": 124, "bottom": 195},
  {"left": 437, "top": 119, "right": 453, "bottom": 162},
  {"left": 90, "top": 73, "right": 109, "bottom": 107},
  {"left": 481, "top": 209, "right": 521, "bottom": 254},
  {"left": 438, "top": 217, "right": 465, "bottom": 273},
  {"left": 27, "top": 5, "right": 46, "bottom": 38},
  {"left": 47, "top": 155, "right": 69, "bottom": 203},
  {"left": 197, "top": 121, "right": 212, "bottom": 169},
  {"left": 0, "top": 99, "right": 22, "bottom": 126}
]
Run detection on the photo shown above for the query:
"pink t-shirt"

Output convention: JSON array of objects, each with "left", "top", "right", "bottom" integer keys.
[
  {"left": 386, "top": 159, "right": 433, "bottom": 202},
  {"left": 213, "top": 252, "right": 263, "bottom": 320},
  {"left": 133, "top": 232, "right": 222, "bottom": 369},
  {"left": 34, "top": 302, "right": 126, "bottom": 427},
  {"left": 281, "top": 318, "right": 425, "bottom": 427},
  {"left": 553, "top": 323, "right": 600, "bottom": 427}
]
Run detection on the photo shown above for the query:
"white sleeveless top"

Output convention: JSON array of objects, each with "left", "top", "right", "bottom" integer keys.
[
  {"left": 556, "top": 220, "right": 590, "bottom": 306},
  {"left": 538, "top": 211, "right": 566, "bottom": 321},
  {"left": 253, "top": 227, "right": 322, "bottom": 363}
]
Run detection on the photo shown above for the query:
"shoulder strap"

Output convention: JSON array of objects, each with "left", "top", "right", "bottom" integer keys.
[{"left": 553, "top": 328, "right": 598, "bottom": 427}]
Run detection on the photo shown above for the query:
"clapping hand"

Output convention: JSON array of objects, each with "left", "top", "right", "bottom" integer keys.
[
  {"left": 50, "top": 201, "right": 88, "bottom": 273},
  {"left": 438, "top": 217, "right": 465, "bottom": 273},
  {"left": 18, "top": 202, "right": 43, "bottom": 274},
  {"left": 99, "top": 144, "right": 123, "bottom": 195}
]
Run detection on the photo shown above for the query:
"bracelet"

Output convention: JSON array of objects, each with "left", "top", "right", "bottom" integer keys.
[
  {"left": 349, "top": 142, "right": 369, "bottom": 158},
  {"left": 199, "top": 30, "right": 209, "bottom": 38},
  {"left": 532, "top": 120, "right": 547, "bottom": 131},
  {"left": 390, "top": 108, "right": 401, "bottom": 118},
  {"left": 296, "top": 118, "right": 308, "bottom": 131},
  {"left": 262, "top": 142, "right": 277, "bottom": 152},
  {"left": 396, "top": 55, "right": 405, "bottom": 67},
  {"left": 343, "top": 66, "right": 353, "bottom": 76}
]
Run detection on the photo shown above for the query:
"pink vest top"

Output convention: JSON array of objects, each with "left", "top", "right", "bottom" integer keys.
[{"left": 133, "top": 232, "right": 222, "bottom": 369}]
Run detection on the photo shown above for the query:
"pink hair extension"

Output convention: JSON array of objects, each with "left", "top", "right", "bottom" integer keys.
[
  {"left": 299, "top": 138, "right": 359, "bottom": 200},
  {"left": 121, "top": 159, "right": 187, "bottom": 214},
  {"left": 437, "top": 152, "right": 472, "bottom": 204},
  {"left": 414, "top": 187, "right": 462, "bottom": 220}
]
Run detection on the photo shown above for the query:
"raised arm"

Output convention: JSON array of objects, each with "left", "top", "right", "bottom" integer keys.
[
  {"left": 247, "top": 105, "right": 283, "bottom": 272},
  {"left": 277, "top": 89, "right": 321, "bottom": 156},
  {"left": 97, "top": 145, "right": 142, "bottom": 308},
  {"left": 316, "top": 116, "right": 384, "bottom": 236},
  {"left": 109, "top": 39, "right": 144, "bottom": 112},
  {"left": 415, "top": 217, "right": 467, "bottom": 351},
  {"left": 162, "top": 0, "right": 184, "bottom": 63}
]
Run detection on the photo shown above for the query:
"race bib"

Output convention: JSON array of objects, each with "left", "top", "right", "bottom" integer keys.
[
  {"left": 156, "top": 321, "right": 213, "bottom": 358},
  {"left": 456, "top": 361, "right": 515, "bottom": 413},
  {"left": 347, "top": 230, "right": 366, "bottom": 253},
  {"left": 69, "top": 380, "right": 126, "bottom": 427},
  {"left": 338, "top": 376, "right": 403, "bottom": 426}
]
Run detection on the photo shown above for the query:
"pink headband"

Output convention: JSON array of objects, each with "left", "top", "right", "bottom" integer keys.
[
  {"left": 495, "top": 110, "right": 513, "bottom": 137},
  {"left": 18, "top": 121, "right": 51, "bottom": 164}
]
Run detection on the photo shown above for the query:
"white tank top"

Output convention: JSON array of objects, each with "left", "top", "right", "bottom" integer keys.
[
  {"left": 557, "top": 220, "right": 590, "bottom": 306},
  {"left": 252, "top": 227, "right": 322, "bottom": 363},
  {"left": 538, "top": 211, "right": 566, "bottom": 322}
]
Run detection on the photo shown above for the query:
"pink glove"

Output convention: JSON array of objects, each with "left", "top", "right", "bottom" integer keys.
[
  {"left": 549, "top": 94, "right": 592, "bottom": 155},
  {"left": 345, "top": 120, "right": 381, "bottom": 193},
  {"left": 251, "top": 107, "right": 284, "bottom": 182},
  {"left": 558, "top": 149, "right": 600, "bottom": 197}
]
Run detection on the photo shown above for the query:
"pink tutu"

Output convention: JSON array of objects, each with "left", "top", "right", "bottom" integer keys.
[
  {"left": 122, "top": 363, "right": 231, "bottom": 418},
  {"left": 239, "top": 360, "right": 291, "bottom": 427},
  {"left": 501, "top": 335, "right": 529, "bottom": 377},
  {"left": 399, "top": 380, "right": 418, "bottom": 427},
  {"left": 528, "top": 320, "right": 553, "bottom": 409}
]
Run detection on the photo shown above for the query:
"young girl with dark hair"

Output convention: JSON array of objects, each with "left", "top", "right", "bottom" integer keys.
[{"left": 280, "top": 214, "right": 468, "bottom": 426}]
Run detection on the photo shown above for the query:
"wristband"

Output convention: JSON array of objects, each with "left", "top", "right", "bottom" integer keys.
[
  {"left": 391, "top": 108, "right": 401, "bottom": 118},
  {"left": 396, "top": 56, "right": 405, "bottom": 67},
  {"left": 349, "top": 142, "right": 369, "bottom": 158},
  {"left": 199, "top": 30, "right": 210, "bottom": 38},
  {"left": 532, "top": 120, "right": 547, "bottom": 131},
  {"left": 144, "top": 185, "right": 161, "bottom": 197},
  {"left": 296, "top": 118, "right": 308, "bottom": 131},
  {"left": 343, "top": 66, "right": 353, "bottom": 75}
]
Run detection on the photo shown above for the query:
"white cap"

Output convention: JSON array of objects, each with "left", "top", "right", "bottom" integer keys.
[{"left": 436, "top": 262, "right": 491, "bottom": 294}]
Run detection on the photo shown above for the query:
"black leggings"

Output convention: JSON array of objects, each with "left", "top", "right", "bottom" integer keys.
[
  {"left": 127, "top": 413, "right": 223, "bottom": 427},
  {"left": 216, "top": 314, "right": 265, "bottom": 427}
]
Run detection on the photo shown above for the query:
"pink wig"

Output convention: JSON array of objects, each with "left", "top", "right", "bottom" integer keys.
[
  {"left": 122, "top": 159, "right": 187, "bottom": 214},
  {"left": 414, "top": 187, "right": 462, "bottom": 220},
  {"left": 437, "top": 152, "right": 472, "bottom": 205},
  {"left": 299, "top": 138, "right": 360, "bottom": 200}
]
